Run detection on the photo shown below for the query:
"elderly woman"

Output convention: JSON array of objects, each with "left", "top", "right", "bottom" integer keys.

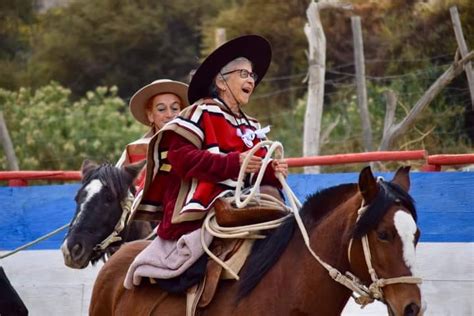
[
  {"left": 138, "top": 35, "right": 288, "bottom": 240},
  {"left": 125, "top": 35, "right": 287, "bottom": 293},
  {"left": 115, "top": 79, "right": 189, "bottom": 190}
]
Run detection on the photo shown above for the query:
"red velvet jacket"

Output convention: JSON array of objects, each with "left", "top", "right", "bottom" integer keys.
[{"left": 137, "top": 98, "right": 280, "bottom": 240}]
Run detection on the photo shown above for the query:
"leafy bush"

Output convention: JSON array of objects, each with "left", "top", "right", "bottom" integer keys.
[{"left": 0, "top": 82, "right": 146, "bottom": 170}]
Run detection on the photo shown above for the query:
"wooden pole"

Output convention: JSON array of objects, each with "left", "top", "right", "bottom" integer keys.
[
  {"left": 303, "top": 0, "right": 352, "bottom": 174},
  {"left": 0, "top": 111, "right": 19, "bottom": 171},
  {"left": 351, "top": 16, "right": 373, "bottom": 151},
  {"left": 450, "top": 6, "right": 474, "bottom": 110},
  {"left": 303, "top": 1, "right": 326, "bottom": 174}
]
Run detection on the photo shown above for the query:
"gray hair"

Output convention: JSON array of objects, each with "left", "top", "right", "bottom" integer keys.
[{"left": 209, "top": 57, "right": 254, "bottom": 97}]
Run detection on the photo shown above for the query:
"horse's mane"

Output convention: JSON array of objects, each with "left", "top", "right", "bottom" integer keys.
[
  {"left": 237, "top": 183, "right": 357, "bottom": 301},
  {"left": 80, "top": 162, "right": 134, "bottom": 201},
  {"left": 352, "top": 180, "right": 417, "bottom": 239},
  {"left": 237, "top": 180, "right": 417, "bottom": 300}
]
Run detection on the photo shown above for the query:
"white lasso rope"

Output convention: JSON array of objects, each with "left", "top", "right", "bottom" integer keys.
[{"left": 201, "top": 141, "right": 292, "bottom": 279}]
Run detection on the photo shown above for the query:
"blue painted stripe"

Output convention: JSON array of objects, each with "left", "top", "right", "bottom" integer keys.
[
  {"left": 0, "top": 184, "right": 79, "bottom": 250},
  {"left": 287, "top": 172, "right": 474, "bottom": 242},
  {"left": 0, "top": 172, "right": 473, "bottom": 250}
]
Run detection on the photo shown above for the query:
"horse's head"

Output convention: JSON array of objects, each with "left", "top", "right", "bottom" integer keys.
[
  {"left": 349, "top": 166, "right": 423, "bottom": 316},
  {"left": 61, "top": 159, "right": 145, "bottom": 269}
]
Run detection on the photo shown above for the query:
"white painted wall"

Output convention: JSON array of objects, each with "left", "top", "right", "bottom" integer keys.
[
  {"left": 1, "top": 250, "right": 102, "bottom": 316},
  {"left": 1, "top": 243, "right": 473, "bottom": 316}
]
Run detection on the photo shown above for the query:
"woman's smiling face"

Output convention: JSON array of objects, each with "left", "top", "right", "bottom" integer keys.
[
  {"left": 217, "top": 59, "right": 255, "bottom": 109},
  {"left": 146, "top": 93, "right": 182, "bottom": 129}
]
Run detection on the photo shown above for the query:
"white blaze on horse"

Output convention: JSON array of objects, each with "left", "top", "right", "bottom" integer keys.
[
  {"left": 89, "top": 166, "right": 424, "bottom": 316},
  {"left": 61, "top": 159, "right": 153, "bottom": 269}
]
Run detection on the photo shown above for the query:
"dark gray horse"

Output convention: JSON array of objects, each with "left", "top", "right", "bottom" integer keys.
[
  {"left": 0, "top": 267, "right": 28, "bottom": 316},
  {"left": 61, "top": 159, "right": 154, "bottom": 269}
]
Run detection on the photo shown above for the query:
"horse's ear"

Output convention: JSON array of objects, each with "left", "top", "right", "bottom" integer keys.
[
  {"left": 358, "top": 166, "right": 378, "bottom": 204},
  {"left": 391, "top": 166, "right": 411, "bottom": 192},
  {"left": 123, "top": 160, "right": 146, "bottom": 180},
  {"left": 81, "top": 159, "right": 98, "bottom": 177}
]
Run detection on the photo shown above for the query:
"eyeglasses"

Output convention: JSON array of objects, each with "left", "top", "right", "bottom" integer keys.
[{"left": 221, "top": 69, "right": 258, "bottom": 81}]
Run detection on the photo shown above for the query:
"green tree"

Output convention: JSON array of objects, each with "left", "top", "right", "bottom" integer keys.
[
  {"left": 0, "top": 0, "right": 35, "bottom": 89},
  {"left": 28, "top": 0, "right": 227, "bottom": 98}
]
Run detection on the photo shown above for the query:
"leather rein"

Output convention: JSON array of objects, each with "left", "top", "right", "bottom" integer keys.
[{"left": 92, "top": 190, "right": 134, "bottom": 253}]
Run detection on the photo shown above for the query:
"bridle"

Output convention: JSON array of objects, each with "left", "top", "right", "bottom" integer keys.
[
  {"left": 346, "top": 203, "right": 423, "bottom": 306},
  {"left": 92, "top": 190, "right": 134, "bottom": 253}
]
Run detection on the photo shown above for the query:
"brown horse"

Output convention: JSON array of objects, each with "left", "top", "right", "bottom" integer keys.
[{"left": 90, "top": 166, "right": 423, "bottom": 316}]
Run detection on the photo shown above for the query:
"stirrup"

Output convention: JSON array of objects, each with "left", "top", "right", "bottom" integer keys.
[{"left": 186, "top": 279, "right": 206, "bottom": 316}]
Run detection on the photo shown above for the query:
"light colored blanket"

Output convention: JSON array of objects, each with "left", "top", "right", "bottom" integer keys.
[{"left": 124, "top": 228, "right": 213, "bottom": 289}]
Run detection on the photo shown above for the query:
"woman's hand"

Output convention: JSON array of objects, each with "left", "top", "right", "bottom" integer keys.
[
  {"left": 272, "top": 159, "right": 288, "bottom": 178},
  {"left": 239, "top": 151, "right": 262, "bottom": 173}
]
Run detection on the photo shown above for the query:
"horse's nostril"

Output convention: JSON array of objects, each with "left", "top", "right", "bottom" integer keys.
[
  {"left": 404, "top": 302, "right": 420, "bottom": 316},
  {"left": 71, "top": 243, "right": 84, "bottom": 259}
]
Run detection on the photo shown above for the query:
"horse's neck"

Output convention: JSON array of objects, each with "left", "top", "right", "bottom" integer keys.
[
  {"left": 278, "top": 193, "right": 363, "bottom": 314},
  {"left": 125, "top": 221, "right": 154, "bottom": 242},
  {"left": 311, "top": 192, "right": 362, "bottom": 267}
]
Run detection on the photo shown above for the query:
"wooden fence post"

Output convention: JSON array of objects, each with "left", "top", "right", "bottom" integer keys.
[
  {"left": 215, "top": 28, "right": 226, "bottom": 48},
  {"left": 303, "top": 0, "right": 352, "bottom": 174},
  {"left": 351, "top": 16, "right": 373, "bottom": 152},
  {"left": 450, "top": 6, "right": 474, "bottom": 110},
  {"left": 0, "top": 111, "right": 19, "bottom": 171}
]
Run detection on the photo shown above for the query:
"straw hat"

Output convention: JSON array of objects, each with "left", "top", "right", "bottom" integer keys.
[
  {"left": 129, "top": 79, "right": 189, "bottom": 126},
  {"left": 187, "top": 35, "right": 272, "bottom": 104}
]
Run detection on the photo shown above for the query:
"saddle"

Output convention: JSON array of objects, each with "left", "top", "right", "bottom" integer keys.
[
  {"left": 213, "top": 185, "right": 288, "bottom": 227},
  {"left": 186, "top": 186, "right": 288, "bottom": 315}
]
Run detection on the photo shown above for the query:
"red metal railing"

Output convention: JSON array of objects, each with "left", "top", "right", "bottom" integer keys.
[
  {"left": 285, "top": 150, "right": 427, "bottom": 167},
  {"left": 1, "top": 150, "right": 473, "bottom": 186},
  {"left": 0, "top": 171, "right": 81, "bottom": 187},
  {"left": 425, "top": 154, "right": 474, "bottom": 171}
]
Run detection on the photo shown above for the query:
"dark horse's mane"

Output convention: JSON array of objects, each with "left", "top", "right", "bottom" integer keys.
[
  {"left": 78, "top": 162, "right": 134, "bottom": 202},
  {"left": 237, "top": 180, "right": 417, "bottom": 300}
]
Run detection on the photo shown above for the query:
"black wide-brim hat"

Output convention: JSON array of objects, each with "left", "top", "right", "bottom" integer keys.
[{"left": 188, "top": 35, "right": 272, "bottom": 104}]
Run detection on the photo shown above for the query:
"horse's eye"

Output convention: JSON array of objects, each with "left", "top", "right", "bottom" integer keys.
[{"left": 377, "top": 230, "right": 390, "bottom": 242}]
